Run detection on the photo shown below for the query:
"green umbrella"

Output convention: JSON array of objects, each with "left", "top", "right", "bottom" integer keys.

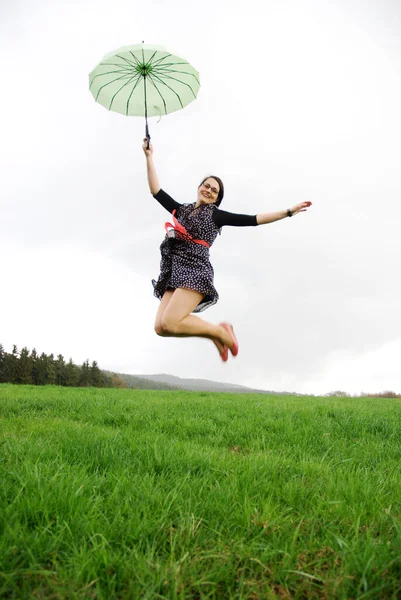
[{"left": 89, "top": 42, "right": 200, "bottom": 146}]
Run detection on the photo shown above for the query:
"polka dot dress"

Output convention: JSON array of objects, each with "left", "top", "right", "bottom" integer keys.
[{"left": 152, "top": 202, "right": 221, "bottom": 312}]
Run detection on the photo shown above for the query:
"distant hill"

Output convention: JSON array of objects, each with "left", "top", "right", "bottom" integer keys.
[
  {"left": 103, "top": 370, "right": 269, "bottom": 393},
  {"left": 102, "top": 371, "right": 181, "bottom": 391},
  {"left": 135, "top": 373, "right": 270, "bottom": 394}
]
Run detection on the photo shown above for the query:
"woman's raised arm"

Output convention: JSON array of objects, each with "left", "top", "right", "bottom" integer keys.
[
  {"left": 256, "top": 201, "right": 312, "bottom": 225},
  {"left": 143, "top": 138, "right": 161, "bottom": 195}
]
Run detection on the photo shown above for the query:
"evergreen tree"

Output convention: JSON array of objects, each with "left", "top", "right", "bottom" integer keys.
[
  {"left": 79, "top": 360, "right": 91, "bottom": 387},
  {"left": 36, "top": 353, "right": 48, "bottom": 386},
  {"left": 4, "top": 345, "right": 19, "bottom": 383},
  {"left": 17, "top": 347, "right": 33, "bottom": 384},
  {"left": 0, "top": 344, "right": 5, "bottom": 383},
  {"left": 101, "top": 371, "right": 114, "bottom": 388},
  {"left": 30, "top": 349, "right": 39, "bottom": 385},
  {"left": 65, "top": 359, "right": 81, "bottom": 387},
  {"left": 55, "top": 354, "right": 66, "bottom": 386},
  {"left": 90, "top": 360, "right": 103, "bottom": 387},
  {"left": 46, "top": 354, "right": 57, "bottom": 385}
]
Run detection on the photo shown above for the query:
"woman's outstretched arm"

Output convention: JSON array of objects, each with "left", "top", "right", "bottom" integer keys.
[
  {"left": 142, "top": 139, "right": 181, "bottom": 213},
  {"left": 256, "top": 201, "right": 312, "bottom": 224},
  {"left": 213, "top": 201, "right": 312, "bottom": 228},
  {"left": 143, "top": 138, "right": 160, "bottom": 195}
]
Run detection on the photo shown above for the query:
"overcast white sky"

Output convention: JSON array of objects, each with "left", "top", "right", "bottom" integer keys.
[{"left": 1, "top": 0, "right": 400, "bottom": 395}]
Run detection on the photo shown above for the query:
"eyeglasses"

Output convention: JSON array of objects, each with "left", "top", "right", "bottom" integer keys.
[{"left": 202, "top": 182, "right": 219, "bottom": 195}]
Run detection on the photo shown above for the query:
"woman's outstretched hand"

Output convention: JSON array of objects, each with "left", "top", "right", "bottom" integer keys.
[
  {"left": 142, "top": 138, "right": 153, "bottom": 158},
  {"left": 290, "top": 201, "right": 312, "bottom": 216}
]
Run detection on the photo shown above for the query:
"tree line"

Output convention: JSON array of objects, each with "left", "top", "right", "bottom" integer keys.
[{"left": 0, "top": 344, "right": 126, "bottom": 388}]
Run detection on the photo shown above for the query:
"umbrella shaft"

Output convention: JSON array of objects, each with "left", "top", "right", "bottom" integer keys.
[
  {"left": 144, "top": 75, "right": 150, "bottom": 148},
  {"left": 143, "top": 74, "right": 148, "bottom": 118}
]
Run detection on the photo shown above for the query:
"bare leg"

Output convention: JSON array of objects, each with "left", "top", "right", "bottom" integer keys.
[
  {"left": 154, "top": 289, "right": 174, "bottom": 336},
  {"left": 154, "top": 289, "right": 231, "bottom": 357},
  {"left": 157, "top": 288, "right": 235, "bottom": 351}
]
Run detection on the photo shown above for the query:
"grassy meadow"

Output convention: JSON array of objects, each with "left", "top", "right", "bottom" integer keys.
[{"left": 0, "top": 384, "right": 400, "bottom": 599}]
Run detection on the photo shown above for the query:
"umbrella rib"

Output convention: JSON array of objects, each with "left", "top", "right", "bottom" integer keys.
[
  {"left": 127, "top": 51, "right": 142, "bottom": 67},
  {"left": 149, "top": 53, "right": 173, "bottom": 67},
  {"left": 109, "top": 74, "right": 143, "bottom": 112},
  {"left": 146, "top": 77, "right": 168, "bottom": 115},
  {"left": 95, "top": 72, "right": 140, "bottom": 102},
  {"left": 90, "top": 68, "right": 135, "bottom": 88},
  {"left": 154, "top": 68, "right": 200, "bottom": 84},
  {"left": 98, "top": 62, "right": 134, "bottom": 72},
  {"left": 148, "top": 73, "right": 184, "bottom": 108},
  {"left": 145, "top": 50, "right": 159, "bottom": 67},
  {"left": 130, "top": 50, "right": 165, "bottom": 72},
  {"left": 125, "top": 76, "right": 145, "bottom": 115},
  {"left": 151, "top": 72, "right": 198, "bottom": 99},
  {"left": 117, "top": 53, "right": 141, "bottom": 69},
  {"left": 152, "top": 62, "right": 189, "bottom": 68}
]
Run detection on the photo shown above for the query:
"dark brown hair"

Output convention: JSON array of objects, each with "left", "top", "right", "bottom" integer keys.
[{"left": 199, "top": 175, "right": 224, "bottom": 206}]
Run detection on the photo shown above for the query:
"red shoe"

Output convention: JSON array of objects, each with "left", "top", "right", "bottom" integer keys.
[
  {"left": 220, "top": 323, "right": 239, "bottom": 357},
  {"left": 220, "top": 346, "right": 229, "bottom": 362}
]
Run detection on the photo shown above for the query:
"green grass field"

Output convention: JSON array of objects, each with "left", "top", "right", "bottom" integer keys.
[{"left": 0, "top": 384, "right": 400, "bottom": 599}]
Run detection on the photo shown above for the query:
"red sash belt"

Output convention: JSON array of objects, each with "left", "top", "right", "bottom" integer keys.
[{"left": 164, "top": 210, "right": 210, "bottom": 248}]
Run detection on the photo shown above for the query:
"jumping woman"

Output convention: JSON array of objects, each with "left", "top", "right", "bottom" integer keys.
[{"left": 144, "top": 139, "right": 312, "bottom": 362}]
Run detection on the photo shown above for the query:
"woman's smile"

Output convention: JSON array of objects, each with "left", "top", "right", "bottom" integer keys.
[{"left": 197, "top": 178, "right": 220, "bottom": 206}]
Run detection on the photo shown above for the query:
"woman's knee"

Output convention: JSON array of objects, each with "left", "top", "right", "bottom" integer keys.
[
  {"left": 160, "top": 315, "right": 179, "bottom": 335},
  {"left": 154, "top": 321, "right": 167, "bottom": 336}
]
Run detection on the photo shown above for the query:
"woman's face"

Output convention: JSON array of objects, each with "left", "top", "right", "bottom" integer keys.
[{"left": 197, "top": 178, "right": 220, "bottom": 205}]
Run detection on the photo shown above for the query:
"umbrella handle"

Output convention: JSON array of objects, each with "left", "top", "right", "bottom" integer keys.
[{"left": 145, "top": 119, "right": 151, "bottom": 150}]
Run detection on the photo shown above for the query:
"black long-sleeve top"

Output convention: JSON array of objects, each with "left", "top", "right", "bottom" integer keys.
[{"left": 153, "top": 189, "right": 258, "bottom": 227}]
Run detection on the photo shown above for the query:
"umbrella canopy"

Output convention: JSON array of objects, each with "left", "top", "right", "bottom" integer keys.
[{"left": 89, "top": 43, "right": 200, "bottom": 143}]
